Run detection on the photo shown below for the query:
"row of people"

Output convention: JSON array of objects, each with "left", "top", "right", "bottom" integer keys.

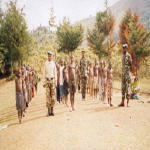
[
  {"left": 87, "top": 60, "right": 113, "bottom": 106},
  {"left": 15, "top": 43, "right": 132, "bottom": 122},
  {"left": 43, "top": 50, "right": 114, "bottom": 117},
  {"left": 43, "top": 53, "right": 77, "bottom": 115},
  {"left": 15, "top": 65, "right": 38, "bottom": 123}
]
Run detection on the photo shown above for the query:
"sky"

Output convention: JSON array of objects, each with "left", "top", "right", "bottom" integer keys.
[{"left": 1, "top": 0, "right": 119, "bottom": 30}]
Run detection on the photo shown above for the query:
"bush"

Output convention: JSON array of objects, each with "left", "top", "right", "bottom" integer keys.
[{"left": 7, "top": 74, "right": 16, "bottom": 81}]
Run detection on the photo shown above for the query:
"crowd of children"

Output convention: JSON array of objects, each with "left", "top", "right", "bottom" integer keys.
[{"left": 15, "top": 65, "right": 38, "bottom": 123}]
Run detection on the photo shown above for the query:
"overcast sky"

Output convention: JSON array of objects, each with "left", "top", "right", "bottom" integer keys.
[{"left": 1, "top": 0, "right": 119, "bottom": 30}]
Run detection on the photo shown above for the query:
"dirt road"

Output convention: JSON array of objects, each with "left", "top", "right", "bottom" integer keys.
[{"left": 0, "top": 82, "right": 150, "bottom": 150}]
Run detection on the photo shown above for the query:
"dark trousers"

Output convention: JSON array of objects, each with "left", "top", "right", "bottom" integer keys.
[{"left": 56, "top": 85, "right": 60, "bottom": 103}]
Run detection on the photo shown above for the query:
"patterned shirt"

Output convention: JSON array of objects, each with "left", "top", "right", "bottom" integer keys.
[
  {"left": 80, "top": 57, "right": 88, "bottom": 77},
  {"left": 122, "top": 52, "right": 132, "bottom": 80}
]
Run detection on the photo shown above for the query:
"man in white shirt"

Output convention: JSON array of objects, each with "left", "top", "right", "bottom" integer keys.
[
  {"left": 43, "top": 51, "right": 57, "bottom": 116},
  {"left": 59, "top": 59, "right": 64, "bottom": 103}
]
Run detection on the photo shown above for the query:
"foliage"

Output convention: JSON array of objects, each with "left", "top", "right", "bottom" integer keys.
[
  {"left": 0, "top": 0, "right": 31, "bottom": 75},
  {"left": 87, "top": 28, "right": 106, "bottom": 58},
  {"left": 119, "top": 9, "right": 150, "bottom": 76},
  {"left": 56, "top": 18, "right": 84, "bottom": 54},
  {"left": 87, "top": 10, "right": 115, "bottom": 59}
]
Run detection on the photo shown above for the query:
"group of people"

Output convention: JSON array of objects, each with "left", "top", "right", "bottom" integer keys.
[
  {"left": 53, "top": 51, "right": 113, "bottom": 111},
  {"left": 86, "top": 59, "right": 113, "bottom": 106},
  {"left": 43, "top": 51, "right": 77, "bottom": 116},
  {"left": 15, "top": 43, "right": 133, "bottom": 122},
  {"left": 15, "top": 65, "right": 39, "bottom": 123},
  {"left": 43, "top": 44, "right": 132, "bottom": 118}
]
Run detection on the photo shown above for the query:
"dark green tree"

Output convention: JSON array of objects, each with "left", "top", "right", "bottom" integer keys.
[
  {"left": 56, "top": 18, "right": 84, "bottom": 54},
  {"left": 0, "top": 0, "right": 31, "bottom": 74},
  {"left": 87, "top": 6, "right": 115, "bottom": 59}
]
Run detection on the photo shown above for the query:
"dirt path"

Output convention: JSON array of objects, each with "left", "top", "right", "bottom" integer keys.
[{"left": 0, "top": 82, "right": 150, "bottom": 150}]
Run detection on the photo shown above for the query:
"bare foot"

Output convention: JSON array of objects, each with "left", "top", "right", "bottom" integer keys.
[
  {"left": 19, "top": 119, "right": 22, "bottom": 124},
  {"left": 118, "top": 103, "right": 125, "bottom": 107},
  {"left": 110, "top": 104, "right": 114, "bottom": 107},
  {"left": 65, "top": 104, "right": 69, "bottom": 107},
  {"left": 69, "top": 108, "right": 72, "bottom": 112}
]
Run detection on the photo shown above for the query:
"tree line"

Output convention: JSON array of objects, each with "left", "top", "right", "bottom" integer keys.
[{"left": 0, "top": 0, "right": 150, "bottom": 79}]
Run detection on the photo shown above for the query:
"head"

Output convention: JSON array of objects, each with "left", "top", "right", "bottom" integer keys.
[
  {"left": 47, "top": 51, "right": 53, "bottom": 61},
  {"left": 21, "top": 66, "right": 25, "bottom": 74},
  {"left": 75, "top": 60, "right": 78, "bottom": 65},
  {"left": 108, "top": 62, "right": 112, "bottom": 69},
  {"left": 60, "top": 59, "right": 64, "bottom": 66},
  {"left": 123, "top": 44, "right": 128, "bottom": 55},
  {"left": 70, "top": 55, "right": 74, "bottom": 63},
  {"left": 100, "top": 61, "right": 103, "bottom": 67},
  {"left": 103, "top": 61, "right": 106, "bottom": 67},
  {"left": 95, "top": 59, "right": 98, "bottom": 65},
  {"left": 82, "top": 50, "right": 85, "bottom": 58},
  {"left": 16, "top": 70, "right": 22, "bottom": 78},
  {"left": 89, "top": 62, "right": 92, "bottom": 67},
  {"left": 64, "top": 61, "right": 67, "bottom": 68}
]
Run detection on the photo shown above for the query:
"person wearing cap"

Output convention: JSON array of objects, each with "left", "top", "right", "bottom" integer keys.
[
  {"left": 43, "top": 51, "right": 57, "bottom": 116},
  {"left": 79, "top": 50, "right": 88, "bottom": 100},
  {"left": 119, "top": 44, "right": 132, "bottom": 107}
]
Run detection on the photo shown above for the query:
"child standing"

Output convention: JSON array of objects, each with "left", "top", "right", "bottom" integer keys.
[
  {"left": 107, "top": 62, "right": 113, "bottom": 107},
  {"left": 63, "top": 62, "right": 69, "bottom": 107},
  {"left": 88, "top": 62, "right": 94, "bottom": 98},
  {"left": 15, "top": 70, "right": 25, "bottom": 124},
  {"left": 93, "top": 59, "right": 99, "bottom": 100}
]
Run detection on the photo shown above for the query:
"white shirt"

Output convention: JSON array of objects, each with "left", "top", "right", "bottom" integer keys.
[
  {"left": 59, "top": 66, "right": 64, "bottom": 85},
  {"left": 43, "top": 60, "right": 57, "bottom": 85}
]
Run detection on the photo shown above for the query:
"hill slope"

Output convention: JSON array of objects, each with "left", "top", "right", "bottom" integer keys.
[{"left": 79, "top": 0, "right": 150, "bottom": 38}]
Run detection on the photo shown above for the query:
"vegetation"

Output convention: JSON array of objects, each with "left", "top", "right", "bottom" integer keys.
[
  {"left": 87, "top": 0, "right": 115, "bottom": 60},
  {"left": 0, "top": 0, "right": 150, "bottom": 80},
  {"left": 0, "top": 0, "right": 31, "bottom": 75},
  {"left": 119, "top": 9, "right": 150, "bottom": 77},
  {"left": 56, "top": 18, "right": 84, "bottom": 54}
]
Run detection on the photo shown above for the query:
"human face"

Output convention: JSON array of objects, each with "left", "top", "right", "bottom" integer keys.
[
  {"left": 60, "top": 60, "right": 64, "bottom": 66},
  {"left": 100, "top": 62, "right": 102, "bottom": 68},
  {"left": 48, "top": 54, "right": 52, "bottom": 61},
  {"left": 103, "top": 61, "right": 106, "bottom": 67},
  {"left": 64, "top": 62, "right": 67, "bottom": 67},
  {"left": 109, "top": 63, "right": 112, "bottom": 69},
  {"left": 123, "top": 46, "right": 127, "bottom": 55},
  {"left": 71, "top": 57, "right": 74, "bottom": 63},
  {"left": 95, "top": 59, "right": 98, "bottom": 65},
  {"left": 18, "top": 71, "right": 22, "bottom": 78},
  {"left": 21, "top": 67, "right": 24, "bottom": 73},
  {"left": 82, "top": 51, "right": 85, "bottom": 58}
]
